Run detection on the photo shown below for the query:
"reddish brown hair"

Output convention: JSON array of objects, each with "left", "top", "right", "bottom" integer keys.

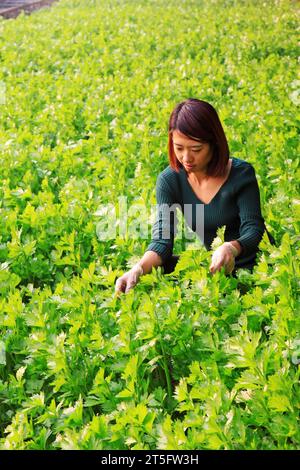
[{"left": 168, "top": 98, "right": 230, "bottom": 176}]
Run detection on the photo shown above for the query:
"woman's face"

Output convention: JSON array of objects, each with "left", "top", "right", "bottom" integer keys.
[{"left": 172, "top": 130, "right": 213, "bottom": 174}]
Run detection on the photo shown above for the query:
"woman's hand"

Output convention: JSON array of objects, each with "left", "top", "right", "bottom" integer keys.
[
  {"left": 209, "top": 242, "right": 239, "bottom": 275},
  {"left": 115, "top": 263, "right": 144, "bottom": 295}
]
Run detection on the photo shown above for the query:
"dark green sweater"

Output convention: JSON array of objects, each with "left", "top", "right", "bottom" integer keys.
[{"left": 145, "top": 157, "right": 266, "bottom": 270}]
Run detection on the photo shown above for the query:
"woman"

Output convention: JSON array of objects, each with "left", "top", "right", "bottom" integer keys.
[{"left": 115, "top": 98, "right": 271, "bottom": 294}]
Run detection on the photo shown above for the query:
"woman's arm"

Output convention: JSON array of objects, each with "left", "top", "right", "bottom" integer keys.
[
  {"left": 115, "top": 251, "right": 163, "bottom": 294},
  {"left": 137, "top": 250, "right": 163, "bottom": 275},
  {"left": 210, "top": 163, "right": 264, "bottom": 275},
  {"left": 115, "top": 172, "right": 178, "bottom": 293},
  {"left": 228, "top": 239, "right": 243, "bottom": 256},
  {"left": 145, "top": 172, "right": 179, "bottom": 264},
  {"left": 235, "top": 163, "right": 265, "bottom": 256}
]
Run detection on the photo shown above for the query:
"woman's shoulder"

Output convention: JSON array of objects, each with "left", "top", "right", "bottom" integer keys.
[
  {"left": 230, "top": 158, "right": 259, "bottom": 193},
  {"left": 155, "top": 165, "right": 181, "bottom": 198},
  {"left": 157, "top": 165, "right": 180, "bottom": 185},
  {"left": 158, "top": 164, "right": 179, "bottom": 177},
  {"left": 231, "top": 157, "right": 256, "bottom": 175},
  {"left": 232, "top": 156, "right": 254, "bottom": 168}
]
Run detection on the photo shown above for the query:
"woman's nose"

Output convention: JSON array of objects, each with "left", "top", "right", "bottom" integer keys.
[{"left": 182, "top": 151, "right": 193, "bottom": 162}]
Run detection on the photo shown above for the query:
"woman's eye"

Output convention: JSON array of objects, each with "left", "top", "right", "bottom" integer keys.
[
  {"left": 176, "top": 148, "right": 199, "bottom": 151},
  {"left": 176, "top": 148, "right": 202, "bottom": 152}
]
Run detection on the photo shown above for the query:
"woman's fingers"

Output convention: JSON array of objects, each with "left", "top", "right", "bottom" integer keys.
[
  {"left": 114, "top": 264, "right": 143, "bottom": 295},
  {"left": 115, "top": 271, "right": 139, "bottom": 295},
  {"left": 210, "top": 262, "right": 222, "bottom": 273},
  {"left": 125, "top": 282, "right": 135, "bottom": 293},
  {"left": 210, "top": 253, "right": 234, "bottom": 274},
  {"left": 210, "top": 252, "right": 223, "bottom": 273},
  {"left": 115, "top": 277, "right": 126, "bottom": 293},
  {"left": 124, "top": 273, "right": 139, "bottom": 293}
]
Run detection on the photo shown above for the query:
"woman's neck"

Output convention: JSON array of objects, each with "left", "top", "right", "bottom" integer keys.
[{"left": 188, "top": 171, "right": 210, "bottom": 185}]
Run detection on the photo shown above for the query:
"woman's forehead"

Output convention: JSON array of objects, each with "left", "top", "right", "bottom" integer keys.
[{"left": 172, "top": 130, "right": 204, "bottom": 144}]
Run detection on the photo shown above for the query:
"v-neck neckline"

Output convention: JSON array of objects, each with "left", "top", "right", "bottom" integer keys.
[{"left": 183, "top": 158, "right": 235, "bottom": 206}]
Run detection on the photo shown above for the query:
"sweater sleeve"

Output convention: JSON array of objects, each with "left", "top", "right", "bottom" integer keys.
[
  {"left": 235, "top": 163, "right": 265, "bottom": 257},
  {"left": 145, "top": 173, "right": 179, "bottom": 263}
]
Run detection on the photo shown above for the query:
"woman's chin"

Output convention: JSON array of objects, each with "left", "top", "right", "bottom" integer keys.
[{"left": 184, "top": 165, "right": 195, "bottom": 171}]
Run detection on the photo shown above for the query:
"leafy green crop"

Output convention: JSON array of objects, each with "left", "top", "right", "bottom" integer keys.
[{"left": 0, "top": 0, "right": 299, "bottom": 450}]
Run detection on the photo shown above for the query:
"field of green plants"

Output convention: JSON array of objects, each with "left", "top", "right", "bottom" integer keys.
[{"left": 0, "top": 0, "right": 299, "bottom": 450}]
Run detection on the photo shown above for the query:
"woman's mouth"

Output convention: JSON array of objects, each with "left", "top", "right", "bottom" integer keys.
[{"left": 184, "top": 163, "right": 194, "bottom": 170}]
